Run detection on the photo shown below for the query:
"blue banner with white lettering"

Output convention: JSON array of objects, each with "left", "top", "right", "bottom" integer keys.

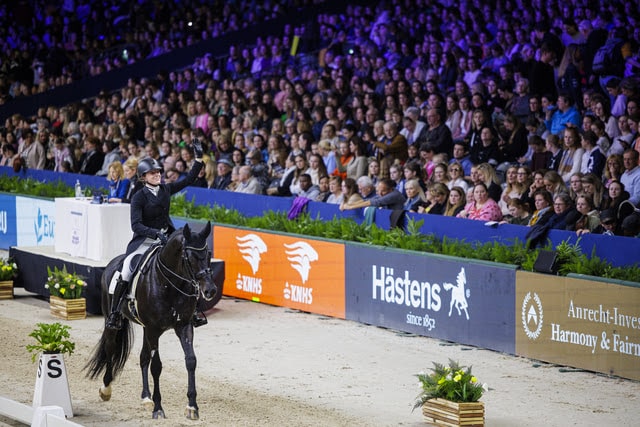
[
  {"left": 345, "top": 245, "right": 516, "bottom": 353},
  {"left": 0, "top": 194, "right": 17, "bottom": 248},
  {"left": 15, "top": 196, "right": 55, "bottom": 246}
]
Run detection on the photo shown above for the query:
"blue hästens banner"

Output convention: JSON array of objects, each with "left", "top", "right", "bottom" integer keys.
[{"left": 345, "top": 245, "right": 516, "bottom": 353}]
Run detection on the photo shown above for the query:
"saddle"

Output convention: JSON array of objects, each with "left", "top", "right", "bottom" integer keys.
[
  {"left": 128, "top": 244, "right": 161, "bottom": 295},
  {"left": 117, "top": 244, "right": 163, "bottom": 325}
]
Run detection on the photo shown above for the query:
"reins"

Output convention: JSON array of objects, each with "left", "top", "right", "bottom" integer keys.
[{"left": 155, "top": 242, "right": 211, "bottom": 298}]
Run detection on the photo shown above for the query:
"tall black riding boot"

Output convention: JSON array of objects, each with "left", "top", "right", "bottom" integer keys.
[
  {"left": 191, "top": 310, "right": 208, "bottom": 328},
  {"left": 106, "top": 279, "right": 129, "bottom": 330}
]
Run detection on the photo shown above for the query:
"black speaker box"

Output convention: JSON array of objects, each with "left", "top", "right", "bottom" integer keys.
[{"left": 533, "top": 250, "right": 559, "bottom": 274}]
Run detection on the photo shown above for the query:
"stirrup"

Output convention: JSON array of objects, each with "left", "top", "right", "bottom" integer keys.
[{"left": 191, "top": 312, "right": 208, "bottom": 328}]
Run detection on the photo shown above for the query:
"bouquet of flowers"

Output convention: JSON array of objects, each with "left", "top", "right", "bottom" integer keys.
[
  {"left": 0, "top": 257, "right": 18, "bottom": 281},
  {"left": 45, "top": 266, "right": 86, "bottom": 299},
  {"left": 413, "top": 359, "right": 486, "bottom": 410}
]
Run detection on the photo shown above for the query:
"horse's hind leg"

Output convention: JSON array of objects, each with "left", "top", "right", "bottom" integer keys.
[
  {"left": 140, "top": 329, "right": 165, "bottom": 419},
  {"left": 176, "top": 324, "right": 199, "bottom": 420},
  {"left": 99, "top": 364, "right": 113, "bottom": 401},
  {"left": 98, "top": 329, "right": 121, "bottom": 401}
]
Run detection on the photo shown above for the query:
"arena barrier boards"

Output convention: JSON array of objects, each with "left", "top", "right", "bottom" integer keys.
[
  {"left": 212, "top": 225, "right": 517, "bottom": 353},
  {"left": 212, "top": 224, "right": 640, "bottom": 381}
]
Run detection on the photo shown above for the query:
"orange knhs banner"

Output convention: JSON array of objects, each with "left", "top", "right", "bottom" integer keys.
[{"left": 213, "top": 226, "right": 345, "bottom": 319}]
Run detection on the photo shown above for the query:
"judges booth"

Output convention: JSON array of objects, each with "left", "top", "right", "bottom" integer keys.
[
  {"left": 54, "top": 197, "right": 132, "bottom": 262},
  {"left": 7, "top": 195, "right": 224, "bottom": 314}
]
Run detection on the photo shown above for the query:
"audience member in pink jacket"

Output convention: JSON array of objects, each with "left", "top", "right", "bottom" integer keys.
[{"left": 457, "top": 183, "right": 503, "bottom": 221}]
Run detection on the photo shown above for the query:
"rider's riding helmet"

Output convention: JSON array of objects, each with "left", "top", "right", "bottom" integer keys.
[{"left": 137, "top": 157, "right": 163, "bottom": 178}]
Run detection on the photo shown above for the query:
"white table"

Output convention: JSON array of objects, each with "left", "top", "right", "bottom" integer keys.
[{"left": 54, "top": 198, "right": 133, "bottom": 262}]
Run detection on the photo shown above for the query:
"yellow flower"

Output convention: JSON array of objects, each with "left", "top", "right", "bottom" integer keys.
[
  {"left": 471, "top": 376, "right": 477, "bottom": 383},
  {"left": 453, "top": 374, "right": 462, "bottom": 382},
  {"left": 60, "top": 288, "right": 66, "bottom": 295},
  {"left": 76, "top": 279, "right": 84, "bottom": 286},
  {"left": 438, "top": 377, "right": 446, "bottom": 385}
]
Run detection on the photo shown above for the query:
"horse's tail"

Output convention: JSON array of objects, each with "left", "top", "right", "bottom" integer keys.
[
  {"left": 442, "top": 282, "right": 454, "bottom": 291},
  {"left": 84, "top": 319, "right": 133, "bottom": 380}
]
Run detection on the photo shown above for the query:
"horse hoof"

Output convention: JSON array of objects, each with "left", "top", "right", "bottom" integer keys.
[
  {"left": 152, "top": 409, "right": 166, "bottom": 419},
  {"left": 99, "top": 385, "right": 112, "bottom": 401},
  {"left": 185, "top": 406, "right": 199, "bottom": 420},
  {"left": 141, "top": 397, "right": 153, "bottom": 410}
]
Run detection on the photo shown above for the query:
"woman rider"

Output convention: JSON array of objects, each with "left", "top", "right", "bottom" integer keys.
[{"left": 106, "top": 139, "right": 207, "bottom": 330}]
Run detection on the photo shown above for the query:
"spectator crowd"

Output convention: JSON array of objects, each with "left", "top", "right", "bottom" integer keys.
[
  {"left": 0, "top": 0, "right": 305, "bottom": 102},
  {"left": 2, "top": 0, "right": 640, "bottom": 239}
]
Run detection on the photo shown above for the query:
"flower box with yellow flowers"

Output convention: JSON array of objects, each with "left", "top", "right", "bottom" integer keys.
[
  {"left": 414, "top": 360, "right": 487, "bottom": 427},
  {"left": 45, "top": 266, "right": 87, "bottom": 320},
  {"left": 0, "top": 257, "right": 18, "bottom": 299}
]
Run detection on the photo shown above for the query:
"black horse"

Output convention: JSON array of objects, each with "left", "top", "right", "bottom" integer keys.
[{"left": 85, "top": 222, "right": 216, "bottom": 420}]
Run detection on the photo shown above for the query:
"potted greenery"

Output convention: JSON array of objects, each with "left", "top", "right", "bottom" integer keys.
[
  {"left": 45, "top": 266, "right": 87, "bottom": 320},
  {"left": 414, "top": 360, "right": 487, "bottom": 426},
  {"left": 26, "top": 322, "right": 75, "bottom": 362},
  {"left": 0, "top": 257, "right": 18, "bottom": 299},
  {"left": 26, "top": 322, "right": 76, "bottom": 417}
]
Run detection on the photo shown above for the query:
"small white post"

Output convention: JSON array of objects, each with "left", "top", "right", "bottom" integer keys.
[
  {"left": 31, "top": 405, "right": 65, "bottom": 427},
  {"left": 32, "top": 353, "right": 73, "bottom": 418}
]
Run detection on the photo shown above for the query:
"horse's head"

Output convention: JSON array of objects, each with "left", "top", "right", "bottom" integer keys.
[{"left": 179, "top": 222, "right": 217, "bottom": 301}]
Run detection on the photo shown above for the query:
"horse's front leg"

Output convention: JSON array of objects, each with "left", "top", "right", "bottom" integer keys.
[
  {"left": 175, "top": 323, "right": 198, "bottom": 420},
  {"left": 150, "top": 348, "right": 164, "bottom": 419}
]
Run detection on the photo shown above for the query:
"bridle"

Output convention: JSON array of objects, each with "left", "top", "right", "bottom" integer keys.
[{"left": 156, "top": 241, "right": 212, "bottom": 299}]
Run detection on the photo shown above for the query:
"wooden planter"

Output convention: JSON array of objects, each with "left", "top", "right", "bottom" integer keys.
[
  {"left": 0, "top": 280, "right": 13, "bottom": 299},
  {"left": 50, "top": 296, "right": 86, "bottom": 320},
  {"left": 422, "top": 398, "right": 484, "bottom": 427}
]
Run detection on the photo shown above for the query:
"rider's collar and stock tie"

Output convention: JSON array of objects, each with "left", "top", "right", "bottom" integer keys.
[{"left": 145, "top": 184, "right": 159, "bottom": 196}]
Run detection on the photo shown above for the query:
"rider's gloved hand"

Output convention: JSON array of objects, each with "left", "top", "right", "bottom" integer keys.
[
  {"left": 192, "top": 138, "right": 204, "bottom": 158},
  {"left": 156, "top": 231, "right": 168, "bottom": 245}
]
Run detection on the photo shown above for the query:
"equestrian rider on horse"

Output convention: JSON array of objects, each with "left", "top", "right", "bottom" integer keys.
[{"left": 106, "top": 139, "right": 208, "bottom": 330}]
